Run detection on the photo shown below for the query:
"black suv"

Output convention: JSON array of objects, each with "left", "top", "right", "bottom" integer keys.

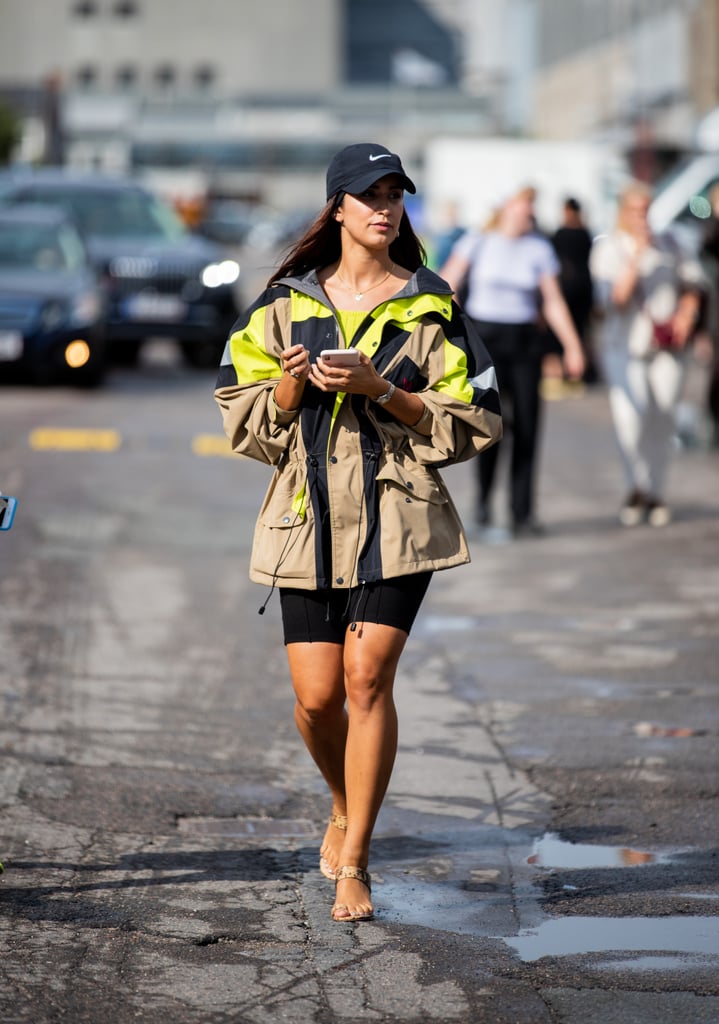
[{"left": 0, "top": 169, "right": 242, "bottom": 367}]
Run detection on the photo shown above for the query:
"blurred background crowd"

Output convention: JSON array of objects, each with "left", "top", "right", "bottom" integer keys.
[{"left": 0, "top": 0, "right": 718, "bottom": 450}]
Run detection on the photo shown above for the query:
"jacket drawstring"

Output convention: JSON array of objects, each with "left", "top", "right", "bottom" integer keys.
[
  {"left": 349, "top": 580, "right": 369, "bottom": 632},
  {"left": 259, "top": 453, "right": 320, "bottom": 616},
  {"left": 348, "top": 447, "right": 380, "bottom": 631}
]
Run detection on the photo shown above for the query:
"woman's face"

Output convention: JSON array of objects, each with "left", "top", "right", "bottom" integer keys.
[
  {"left": 622, "top": 193, "right": 651, "bottom": 236},
  {"left": 335, "top": 174, "right": 405, "bottom": 250},
  {"left": 501, "top": 192, "right": 535, "bottom": 235}
]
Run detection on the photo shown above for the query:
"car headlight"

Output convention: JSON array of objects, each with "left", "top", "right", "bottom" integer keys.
[
  {"left": 201, "top": 259, "right": 240, "bottom": 288},
  {"left": 41, "top": 292, "right": 101, "bottom": 330},
  {"left": 69, "top": 291, "right": 101, "bottom": 326}
]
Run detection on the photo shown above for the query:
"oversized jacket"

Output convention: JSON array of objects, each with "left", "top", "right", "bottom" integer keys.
[{"left": 214, "top": 266, "right": 502, "bottom": 590}]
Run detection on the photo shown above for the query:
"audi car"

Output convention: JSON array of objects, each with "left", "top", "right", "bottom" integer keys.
[
  {"left": 0, "top": 169, "right": 242, "bottom": 368},
  {"left": 0, "top": 205, "right": 106, "bottom": 386}
]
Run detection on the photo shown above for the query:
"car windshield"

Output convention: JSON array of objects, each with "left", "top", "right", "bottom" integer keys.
[
  {"left": 0, "top": 221, "right": 86, "bottom": 271},
  {"left": 16, "top": 186, "right": 186, "bottom": 241}
]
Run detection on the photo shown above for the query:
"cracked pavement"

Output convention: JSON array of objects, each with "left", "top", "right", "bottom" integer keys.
[{"left": 1, "top": 352, "right": 718, "bottom": 1022}]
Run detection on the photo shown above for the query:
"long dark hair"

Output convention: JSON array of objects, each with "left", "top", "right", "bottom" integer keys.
[{"left": 268, "top": 193, "right": 427, "bottom": 286}]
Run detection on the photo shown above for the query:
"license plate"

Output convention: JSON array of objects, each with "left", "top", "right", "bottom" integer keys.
[
  {"left": 0, "top": 330, "right": 23, "bottom": 361},
  {"left": 126, "top": 294, "right": 186, "bottom": 321}
]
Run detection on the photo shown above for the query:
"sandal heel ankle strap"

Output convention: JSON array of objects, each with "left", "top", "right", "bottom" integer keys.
[{"left": 334, "top": 865, "right": 371, "bottom": 892}]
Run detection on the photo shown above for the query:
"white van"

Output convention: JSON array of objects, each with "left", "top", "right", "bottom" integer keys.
[{"left": 650, "top": 106, "right": 719, "bottom": 253}]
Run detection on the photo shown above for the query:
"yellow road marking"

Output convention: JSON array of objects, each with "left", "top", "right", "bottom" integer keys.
[
  {"left": 539, "top": 378, "right": 586, "bottom": 401},
  {"left": 27, "top": 429, "right": 235, "bottom": 456},
  {"left": 192, "top": 433, "right": 235, "bottom": 457},
  {"left": 29, "top": 428, "right": 122, "bottom": 452}
]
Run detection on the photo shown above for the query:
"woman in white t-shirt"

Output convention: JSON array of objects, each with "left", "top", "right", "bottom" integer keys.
[
  {"left": 441, "top": 186, "right": 584, "bottom": 535},
  {"left": 590, "top": 181, "right": 704, "bottom": 526}
]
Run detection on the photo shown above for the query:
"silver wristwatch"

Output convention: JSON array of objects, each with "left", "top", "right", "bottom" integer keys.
[{"left": 374, "top": 382, "right": 395, "bottom": 406}]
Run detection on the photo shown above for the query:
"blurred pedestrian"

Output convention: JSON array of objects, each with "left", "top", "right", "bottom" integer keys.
[
  {"left": 214, "top": 143, "right": 502, "bottom": 923},
  {"left": 699, "top": 183, "right": 719, "bottom": 445},
  {"left": 590, "top": 181, "right": 705, "bottom": 526},
  {"left": 440, "top": 184, "right": 585, "bottom": 536},
  {"left": 552, "top": 197, "right": 597, "bottom": 383},
  {"left": 431, "top": 200, "right": 466, "bottom": 271}
]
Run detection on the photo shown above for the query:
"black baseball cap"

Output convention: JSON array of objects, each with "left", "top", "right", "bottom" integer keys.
[{"left": 326, "top": 143, "right": 416, "bottom": 200}]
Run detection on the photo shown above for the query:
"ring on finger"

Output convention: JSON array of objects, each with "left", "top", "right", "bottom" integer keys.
[{"left": 289, "top": 369, "right": 299, "bottom": 378}]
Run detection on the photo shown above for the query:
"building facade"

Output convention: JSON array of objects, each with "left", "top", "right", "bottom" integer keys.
[
  {"left": 0, "top": 0, "right": 341, "bottom": 99},
  {"left": 0, "top": 0, "right": 490, "bottom": 205},
  {"left": 1, "top": 0, "right": 716, "bottom": 204},
  {"left": 530, "top": 0, "right": 719, "bottom": 160}
]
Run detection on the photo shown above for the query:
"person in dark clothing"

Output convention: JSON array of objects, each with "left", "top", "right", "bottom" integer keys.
[
  {"left": 700, "top": 184, "right": 719, "bottom": 444},
  {"left": 551, "top": 198, "right": 597, "bottom": 382}
]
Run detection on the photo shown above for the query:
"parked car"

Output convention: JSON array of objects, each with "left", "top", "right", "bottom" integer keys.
[
  {"left": 0, "top": 205, "right": 106, "bottom": 386},
  {"left": 0, "top": 169, "right": 242, "bottom": 367}
]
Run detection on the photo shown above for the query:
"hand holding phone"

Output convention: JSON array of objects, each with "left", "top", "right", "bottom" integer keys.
[{"left": 320, "top": 348, "right": 361, "bottom": 367}]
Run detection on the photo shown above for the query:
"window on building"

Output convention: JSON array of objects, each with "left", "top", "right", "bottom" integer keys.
[
  {"left": 345, "top": 0, "right": 458, "bottom": 86},
  {"left": 113, "top": 1, "right": 139, "bottom": 16},
  {"left": 76, "top": 65, "right": 98, "bottom": 89},
  {"left": 72, "top": 1, "right": 98, "bottom": 16},
  {"left": 116, "top": 65, "right": 137, "bottom": 89},
  {"left": 154, "top": 64, "right": 176, "bottom": 88},
  {"left": 194, "top": 65, "right": 216, "bottom": 90}
]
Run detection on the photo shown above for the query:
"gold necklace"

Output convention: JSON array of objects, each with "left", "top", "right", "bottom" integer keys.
[{"left": 334, "top": 263, "right": 394, "bottom": 302}]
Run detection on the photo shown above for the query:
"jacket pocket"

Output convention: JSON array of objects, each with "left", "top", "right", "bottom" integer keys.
[
  {"left": 375, "top": 459, "right": 447, "bottom": 504},
  {"left": 375, "top": 458, "right": 458, "bottom": 568},
  {"left": 259, "top": 473, "right": 311, "bottom": 526},
  {"left": 253, "top": 474, "right": 315, "bottom": 582}
]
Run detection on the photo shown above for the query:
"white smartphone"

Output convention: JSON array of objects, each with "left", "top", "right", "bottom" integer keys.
[{"left": 320, "top": 349, "right": 360, "bottom": 367}]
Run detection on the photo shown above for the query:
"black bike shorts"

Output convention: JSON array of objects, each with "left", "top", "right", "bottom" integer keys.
[{"left": 279, "top": 572, "right": 432, "bottom": 645}]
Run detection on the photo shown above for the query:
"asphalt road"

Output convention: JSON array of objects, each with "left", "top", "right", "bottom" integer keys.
[{"left": 1, "top": 344, "right": 718, "bottom": 1024}]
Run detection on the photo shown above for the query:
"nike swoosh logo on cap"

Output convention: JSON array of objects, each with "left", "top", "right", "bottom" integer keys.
[{"left": 368, "top": 154, "right": 392, "bottom": 161}]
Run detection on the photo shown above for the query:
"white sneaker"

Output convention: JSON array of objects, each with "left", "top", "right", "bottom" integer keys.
[
  {"left": 646, "top": 501, "right": 671, "bottom": 527},
  {"left": 619, "top": 490, "right": 645, "bottom": 527}
]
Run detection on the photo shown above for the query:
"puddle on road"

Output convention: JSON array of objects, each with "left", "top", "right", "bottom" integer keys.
[
  {"left": 504, "top": 835, "right": 719, "bottom": 966},
  {"left": 504, "top": 916, "right": 719, "bottom": 962},
  {"left": 527, "top": 832, "right": 672, "bottom": 869},
  {"left": 376, "top": 832, "right": 718, "bottom": 972}
]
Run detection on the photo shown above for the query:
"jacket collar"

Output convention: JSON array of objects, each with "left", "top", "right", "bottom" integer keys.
[{"left": 276, "top": 266, "right": 454, "bottom": 313}]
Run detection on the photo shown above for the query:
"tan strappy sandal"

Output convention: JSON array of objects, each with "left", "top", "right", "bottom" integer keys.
[
  {"left": 331, "top": 866, "right": 373, "bottom": 922},
  {"left": 319, "top": 811, "right": 347, "bottom": 881}
]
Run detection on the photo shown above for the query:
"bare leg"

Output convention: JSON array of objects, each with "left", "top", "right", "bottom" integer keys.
[
  {"left": 287, "top": 642, "right": 348, "bottom": 877},
  {"left": 332, "top": 622, "right": 408, "bottom": 920}
]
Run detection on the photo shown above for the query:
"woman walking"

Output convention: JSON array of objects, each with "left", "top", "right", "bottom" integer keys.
[
  {"left": 214, "top": 143, "right": 502, "bottom": 922},
  {"left": 590, "top": 181, "right": 704, "bottom": 525},
  {"left": 440, "top": 185, "right": 585, "bottom": 535}
]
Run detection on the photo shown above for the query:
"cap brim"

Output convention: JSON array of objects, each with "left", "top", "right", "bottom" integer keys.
[{"left": 343, "top": 168, "right": 416, "bottom": 196}]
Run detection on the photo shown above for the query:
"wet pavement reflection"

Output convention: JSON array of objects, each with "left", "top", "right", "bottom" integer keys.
[
  {"left": 527, "top": 832, "right": 672, "bottom": 869},
  {"left": 505, "top": 915, "right": 719, "bottom": 962}
]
